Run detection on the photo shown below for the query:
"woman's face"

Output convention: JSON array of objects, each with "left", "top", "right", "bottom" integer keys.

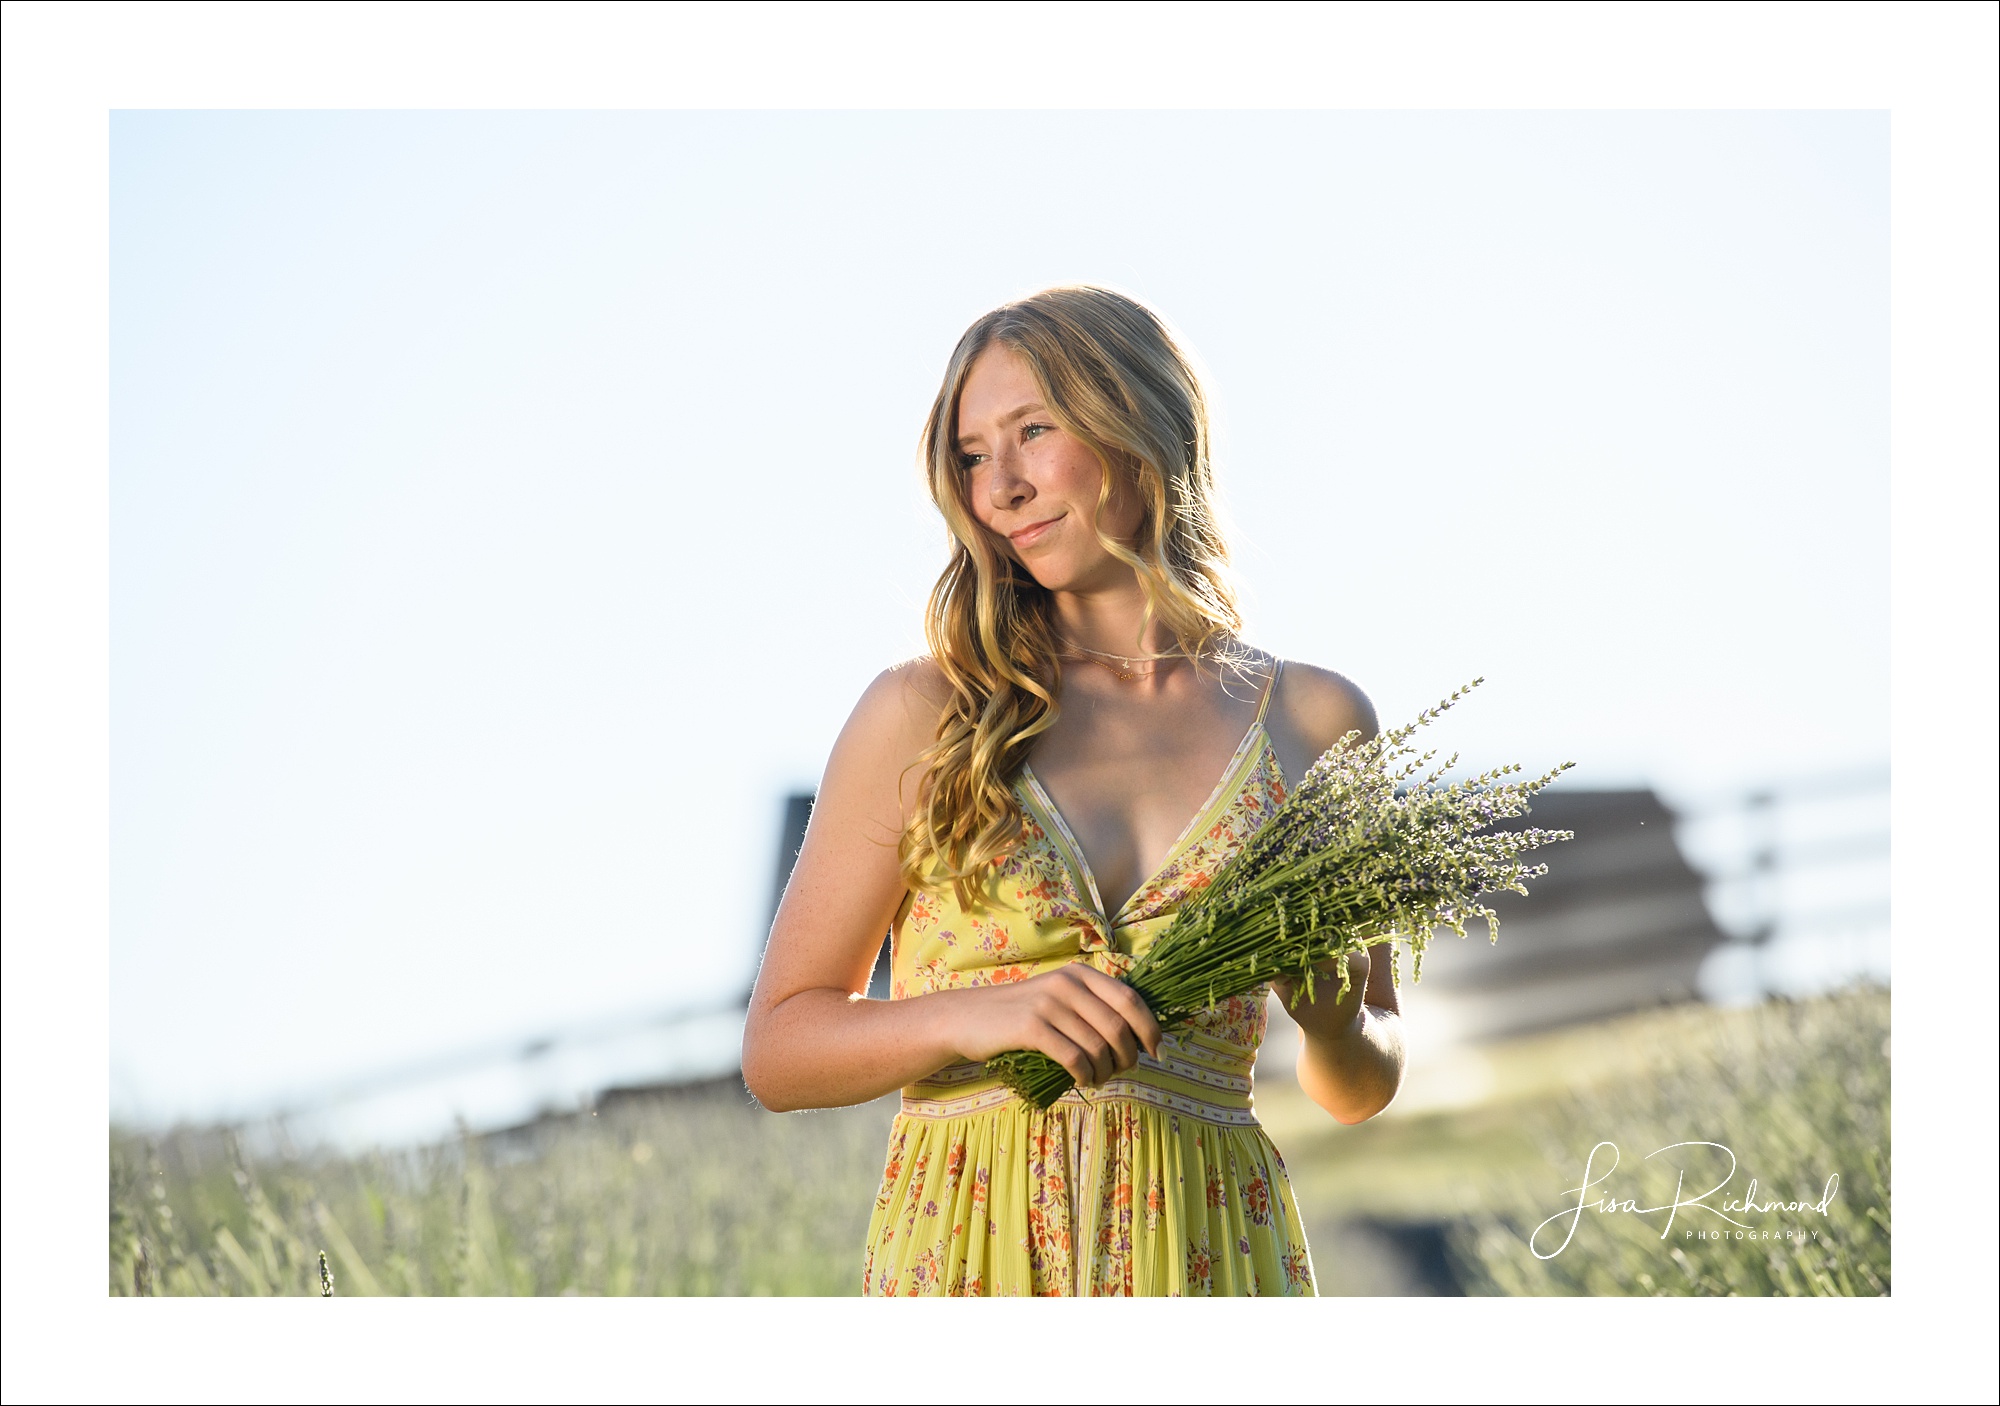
[{"left": 954, "top": 343, "right": 1145, "bottom": 595}]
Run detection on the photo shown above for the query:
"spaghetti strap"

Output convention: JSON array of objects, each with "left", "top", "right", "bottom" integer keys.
[{"left": 1253, "top": 658, "right": 1284, "bottom": 727}]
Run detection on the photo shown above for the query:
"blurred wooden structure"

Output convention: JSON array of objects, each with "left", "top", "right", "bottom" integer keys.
[{"left": 1405, "top": 788, "right": 1724, "bottom": 1044}]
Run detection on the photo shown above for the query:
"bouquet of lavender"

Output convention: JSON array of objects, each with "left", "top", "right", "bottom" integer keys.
[{"left": 986, "top": 681, "right": 1574, "bottom": 1110}]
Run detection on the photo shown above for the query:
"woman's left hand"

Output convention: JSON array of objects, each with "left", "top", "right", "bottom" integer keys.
[
  {"left": 1271, "top": 947, "right": 1371, "bottom": 1039},
  {"left": 1272, "top": 941, "right": 1405, "bottom": 1124}
]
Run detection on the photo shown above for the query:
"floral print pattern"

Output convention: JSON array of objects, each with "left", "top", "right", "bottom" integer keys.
[{"left": 862, "top": 717, "right": 1317, "bottom": 1296}]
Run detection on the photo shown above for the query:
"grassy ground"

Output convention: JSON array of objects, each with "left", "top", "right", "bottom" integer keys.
[
  {"left": 110, "top": 988, "right": 1888, "bottom": 1296},
  {"left": 1272, "top": 986, "right": 1890, "bottom": 1295},
  {"left": 110, "top": 1084, "right": 897, "bottom": 1297}
]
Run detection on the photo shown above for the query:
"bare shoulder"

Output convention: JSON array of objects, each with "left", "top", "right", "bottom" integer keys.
[
  {"left": 1275, "top": 660, "right": 1378, "bottom": 742},
  {"left": 1262, "top": 657, "right": 1379, "bottom": 782},
  {"left": 848, "top": 656, "right": 950, "bottom": 743},
  {"left": 822, "top": 657, "right": 951, "bottom": 818}
]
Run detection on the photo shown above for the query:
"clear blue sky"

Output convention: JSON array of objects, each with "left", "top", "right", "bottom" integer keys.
[{"left": 110, "top": 110, "right": 1886, "bottom": 1123}]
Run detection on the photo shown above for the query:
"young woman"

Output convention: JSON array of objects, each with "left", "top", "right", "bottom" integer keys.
[{"left": 741, "top": 286, "right": 1406, "bottom": 1297}]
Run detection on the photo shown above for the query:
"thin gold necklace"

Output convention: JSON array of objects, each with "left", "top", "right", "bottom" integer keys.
[{"left": 1059, "top": 641, "right": 1190, "bottom": 682}]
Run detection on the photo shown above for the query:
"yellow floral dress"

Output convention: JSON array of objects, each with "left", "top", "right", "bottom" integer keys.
[{"left": 861, "top": 665, "right": 1317, "bottom": 1296}]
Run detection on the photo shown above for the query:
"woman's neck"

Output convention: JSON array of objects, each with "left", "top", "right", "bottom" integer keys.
[{"left": 1049, "top": 577, "right": 1179, "bottom": 661}]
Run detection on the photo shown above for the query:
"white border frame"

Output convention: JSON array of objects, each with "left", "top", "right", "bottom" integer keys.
[{"left": 4, "top": 2, "right": 1994, "bottom": 1402}]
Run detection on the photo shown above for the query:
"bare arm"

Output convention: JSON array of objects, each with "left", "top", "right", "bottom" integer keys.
[
  {"left": 740, "top": 662, "right": 1160, "bottom": 1113},
  {"left": 1273, "top": 942, "right": 1406, "bottom": 1124},
  {"left": 1263, "top": 662, "right": 1407, "bottom": 1124}
]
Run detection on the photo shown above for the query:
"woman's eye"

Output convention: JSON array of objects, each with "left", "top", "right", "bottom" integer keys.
[
  {"left": 1022, "top": 423, "right": 1050, "bottom": 441},
  {"left": 958, "top": 452, "right": 987, "bottom": 471}
]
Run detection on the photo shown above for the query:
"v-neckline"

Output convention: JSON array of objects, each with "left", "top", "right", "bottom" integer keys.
[{"left": 1020, "top": 715, "right": 1271, "bottom": 927}]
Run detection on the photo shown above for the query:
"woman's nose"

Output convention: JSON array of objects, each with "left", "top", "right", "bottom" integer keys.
[{"left": 987, "top": 449, "right": 1033, "bottom": 510}]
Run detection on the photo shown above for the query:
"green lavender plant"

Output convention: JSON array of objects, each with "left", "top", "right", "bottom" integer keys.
[
  {"left": 986, "top": 681, "right": 1574, "bottom": 1109},
  {"left": 1448, "top": 987, "right": 1890, "bottom": 1296},
  {"left": 110, "top": 1082, "right": 900, "bottom": 1296}
]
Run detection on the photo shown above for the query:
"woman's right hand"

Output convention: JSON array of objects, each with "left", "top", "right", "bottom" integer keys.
[{"left": 944, "top": 964, "right": 1163, "bottom": 1088}]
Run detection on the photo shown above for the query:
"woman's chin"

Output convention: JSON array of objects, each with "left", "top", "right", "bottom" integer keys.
[{"left": 1015, "top": 551, "right": 1134, "bottom": 597}]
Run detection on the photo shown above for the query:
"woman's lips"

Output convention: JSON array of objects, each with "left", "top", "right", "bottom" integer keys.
[{"left": 1008, "top": 515, "right": 1063, "bottom": 549}]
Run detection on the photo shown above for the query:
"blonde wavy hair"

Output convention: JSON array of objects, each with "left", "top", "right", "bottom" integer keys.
[{"left": 900, "top": 285, "right": 1248, "bottom": 904}]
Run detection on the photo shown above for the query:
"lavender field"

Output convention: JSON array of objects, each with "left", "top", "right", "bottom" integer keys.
[{"left": 110, "top": 988, "right": 1889, "bottom": 1297}]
